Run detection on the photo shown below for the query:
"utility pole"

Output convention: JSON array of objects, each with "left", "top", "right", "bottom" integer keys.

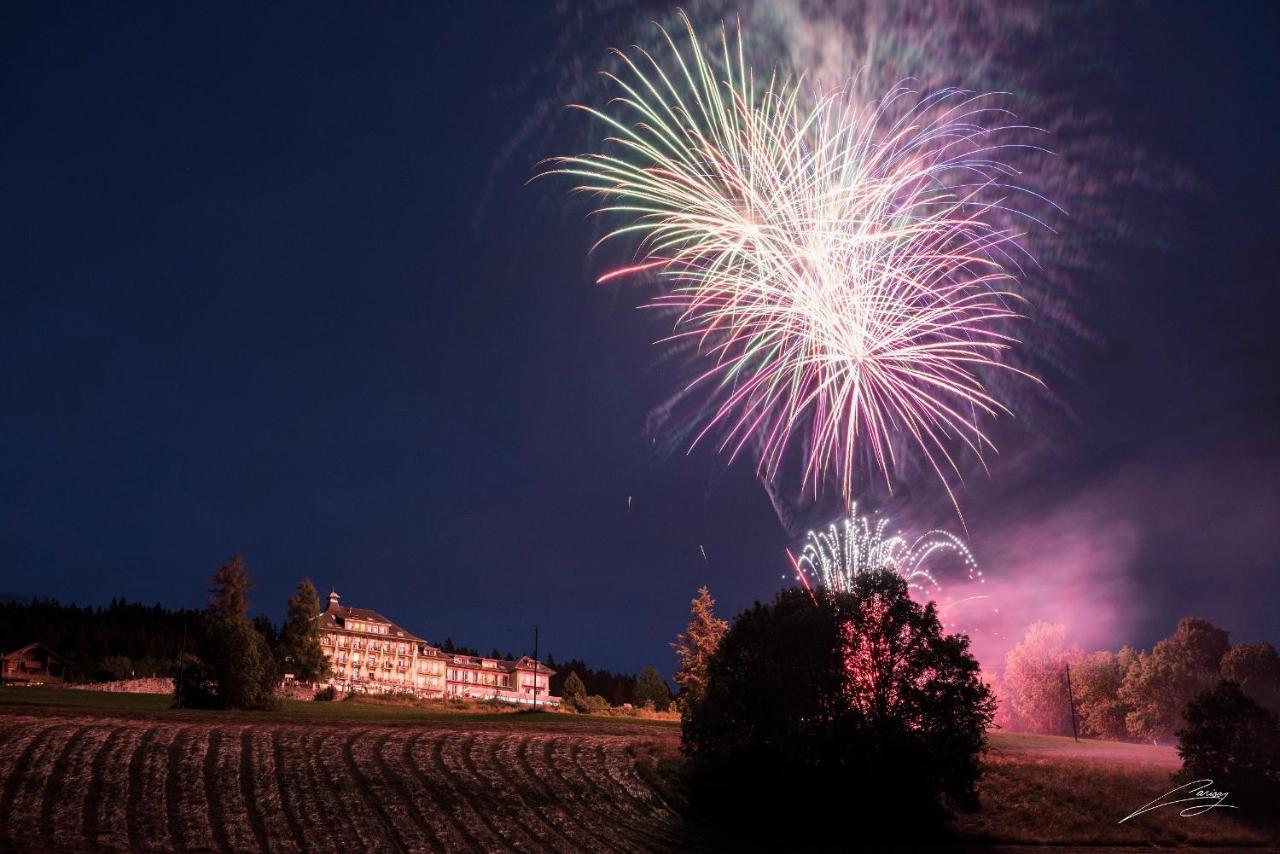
[
  {"left": 532, "top": 626, "right": 539, "bottom": 711},
  {"left": 175, "top": 620, "right": 188, "bottom": 707},
  {"left": 1064, "top": 662, "right": 1080, "bottom": 742}
]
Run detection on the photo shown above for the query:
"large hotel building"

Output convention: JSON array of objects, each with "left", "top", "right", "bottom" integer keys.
[{"left": 317, "top": 591, "right": 557, "bottom": 705}]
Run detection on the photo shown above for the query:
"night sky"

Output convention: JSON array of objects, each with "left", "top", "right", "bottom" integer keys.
[{"left": 3, "top": 2, "right": 1278, "bottom": 677}]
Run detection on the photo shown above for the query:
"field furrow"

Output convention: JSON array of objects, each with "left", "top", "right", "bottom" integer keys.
[
  {"left": 471, "top": 731, "right": 589, "bottom": 852},
  {"left": 370, "top": 730, "right": 448, "bottom": 851},
  {"left": 126, "top": 724, "right": 177, "bottom": 851},
  {"left": 309, "top": 727, "right": 378, "bottom": 854},
  {"left": 563, "top": 740, "right": 670, "bottom": 849},
  {"left": 271, "top": 728, "right": 313, "bottom": 853},
  {"left": 345, "top": 729, "right": 419, "bottom": 852},
  {"left": 246, "top": 727, "right": 299, "bottom": 853},
  {"left": 51, "top": 723, "right": 111, "bottom": 851},
  {"left": 300, "top": 731, "right": 366, "bottom": 851},
  {"left": 238, "top": 727, "right": 273, "bottom": 853},
  {"left": 208, "top": 725, "right": 258, "bottom": 851},
  {"left": 512, "top": 737, "right": 611, "bottom": 854},
  {"left": 38, "top": 722, "right": 92, "bottom": 848},
  {"left": 0, "top": 720, "right": 55, "bottom": 842},
  {"left": 540, "top": 737, "right": 640, "bottom": 854},
  {"left": 202, "top": 729, "right": 234, "bottom": 852},
  {"left": 0, "top": 713, "right": 686, "bottom": 853},
  {"left": 398, "top": 732, "right": 474, "bottom": 852},
  {"left": 439, "top": 733, "right": 519, "bottom": 851},
  {"left": 89, "top": 725, "right": 142, "bottom": 849},
  {"left": 5, "top": 723, "right": 74, "bottom": 843},
  {"left": 172, "top": 727, "right": 216, "bottom": 852},
  {"left": 506, "top": 734, "right": 597, "bottom": 853}
]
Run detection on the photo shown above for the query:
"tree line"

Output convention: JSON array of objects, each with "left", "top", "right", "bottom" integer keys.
[
  {"left": 3, "top": 555, "right": 674, "bottom": 712},
  {"left": 0, "top": 597, "right": 204, "bottom": 681},
  {"left": 998, "top": 617, "right": 1280, "bottom": 743}
]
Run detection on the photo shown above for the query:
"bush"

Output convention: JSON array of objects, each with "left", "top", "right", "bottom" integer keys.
[
  {"left": 584, "top": 694, "right": 610, "bottom": 713},
  {"left": 201, "top": 617, "right": 280, "bottom": 710},
  {"left": 313, "top": 685, "right": 337, "bottom": 702},
  {"left": 99, "top": 654, "right": 135, "bottom": 682},
  {"left": 172, "top": 653, "right": 219, "bottom": 709},
  {"left": 684, "top": 572, "right": 995, "bottom": 839},
  {"left": 634, "top": 666, "right": 672, "bottom": 712},
  {"left": 562, "top": 671, "right": 588, "bottom": 712},
  {"left": 1177, "top": 681, "right": 1280, "bottom": 808}
]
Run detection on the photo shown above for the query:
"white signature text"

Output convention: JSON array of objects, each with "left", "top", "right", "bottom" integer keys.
[{"left": 1119, "top": 779, "right": 1237, "bottom": 823}]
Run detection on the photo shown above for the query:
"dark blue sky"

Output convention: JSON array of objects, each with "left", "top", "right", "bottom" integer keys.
[{"left": 3, "top": 3, "right": 1278, "bottom": 676}]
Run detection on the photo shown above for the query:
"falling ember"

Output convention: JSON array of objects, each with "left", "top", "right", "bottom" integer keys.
[{"left": 545, "top": 12, "right": 1050, "bottom": 512}]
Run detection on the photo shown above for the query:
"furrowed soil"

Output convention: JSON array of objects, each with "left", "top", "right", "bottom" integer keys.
[
  {"left": 1, "top": 695, "right": 1276, "bottom": 851},
  {"left": 0, "top": 709, "right": 691, "bottom": 853}
]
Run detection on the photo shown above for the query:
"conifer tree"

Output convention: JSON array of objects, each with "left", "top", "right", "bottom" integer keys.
[
  {"left": 561, "top": 671, "right": 588, "bottom": 712},
  {"left": 279, "top": 578, "right": 330, "bottom": 683},
  {"left": 179, "top": 554, "right": 278, "bottom": 709},
  {"left": 634, "top": 665, "right": 671, "bottom": 711},
  {"left": 672, "top": 586, "right": 728, "bottom": 718}
]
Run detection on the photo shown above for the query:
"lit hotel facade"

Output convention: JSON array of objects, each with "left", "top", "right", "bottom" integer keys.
[{"left": 317, "top": 591, "right": 557, "bottom": 705}]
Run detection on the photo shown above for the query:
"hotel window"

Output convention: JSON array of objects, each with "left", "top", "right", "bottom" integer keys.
[{"left": 322, "top": 635, "right": 332, "bottom": 646}]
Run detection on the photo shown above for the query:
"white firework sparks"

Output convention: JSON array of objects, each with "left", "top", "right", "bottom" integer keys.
[{"left": 791, "top": 503, "right": 982, "bottom": 599}]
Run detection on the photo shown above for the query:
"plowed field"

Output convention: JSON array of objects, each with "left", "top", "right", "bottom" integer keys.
[{"left": 0, "top": 713, "right": 686, "bottom": 852}]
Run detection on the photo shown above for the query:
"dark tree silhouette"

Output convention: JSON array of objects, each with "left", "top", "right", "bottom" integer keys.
[
  {"left": 633, "top": 665, "right": 671, "bottom": 711},
  {"left": 546, "top": 656, "right": 636, "bottom": 706},
  {"left": 1178, "top": 681, "right": 1280, "bottom": 808},
  {"left": 177, "top": 555, "right": 278, "bottom": 710},
  {"left": 683, "top": 572, "right": 995, "bottom": 838},
  {"left": 560, "top": 671, "right": 589, "bottom": 712},
  {"left": 278, "top": 578, "right": 331, "bottom": 683},
  {"left": 1220, "top": 642, "right": 1280, "bottom": 714},
  {"left": 0, "top": 598, "right": 207, "bottom": 681}
]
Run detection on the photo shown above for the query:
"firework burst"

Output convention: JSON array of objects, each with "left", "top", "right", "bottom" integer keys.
[
  {"left": 791, "top": 504, "right": 982, "bottom": 601},
  {"left": 546, "top": 13, "right": 1052, "bottom": 513}
]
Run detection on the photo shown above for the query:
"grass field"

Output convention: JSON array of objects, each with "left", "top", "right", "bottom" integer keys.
[
  {"left": 0, "top": 685, "right": 680, "bottom": 728},
  {"left": 0, "top": 687, "right": 1275, "bottom": 851}
]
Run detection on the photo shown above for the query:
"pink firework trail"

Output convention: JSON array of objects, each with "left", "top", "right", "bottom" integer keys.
[{"left": 546, "top": 13, "right": 1052, "bottom": 513}]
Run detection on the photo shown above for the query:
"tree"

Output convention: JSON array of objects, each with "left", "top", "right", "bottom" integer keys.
[
  {"left": 633, "top": 666, "right": 671, "bottom": 711},
  {"left": 1002, "top": 623, "right": 1082, "bottom": 735},
  {"left": 1120, "top": 617, "right": 1229, "bottom": 743},
  {"left": 1220, "top": 642, "right": 1280, "bottom": 714},
  {"left": 684, "top": 573, "right": 994, "bottom": 837},
  {"left": 671, "top": 586, "right": 727, "bottom": 721},
  {"left": 207, "top": 555, "right": 252, "bottom": 625},
  {"left": 0, "top": 597, "right": 204, "bottom": 683},
  {"left": 1177, "top": 681, "right": 1280, "bottom": 807},
  {"left": 100, "top": 654, "right": 135, "bottom": 681},
  {"left": 173, "top": 651, "right": 218, "bottom": 708},
  {"left": 177, "top": 555, "right": 278, "bottom": 710},
  {"left": 1072, "top": 647, "right": 1139, "bottom": 740},
  {"left": 561, "top": 671, "right": 589, "bottom": 713},
  {"left": 547, "top": 658, "right": 636, "bottom": 705},
  {"left": 278, "top": 578, "right": 331, "bottom": 683}
]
